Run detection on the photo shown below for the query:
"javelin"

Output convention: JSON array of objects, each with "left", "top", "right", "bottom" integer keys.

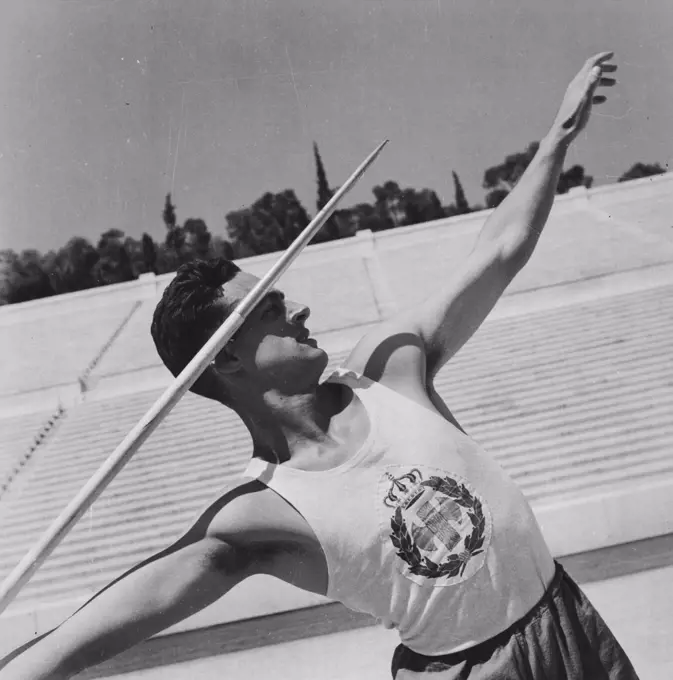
[{"left": 0, "top": 139, "right": 388, "bottom": 613}]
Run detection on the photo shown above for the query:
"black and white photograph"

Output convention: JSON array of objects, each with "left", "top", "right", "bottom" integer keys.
[{"left": 0, "top": 1, "right": 672, "bottom": 678}]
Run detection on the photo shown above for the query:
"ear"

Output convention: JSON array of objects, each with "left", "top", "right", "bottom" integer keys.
[{"left": 211, "top": 346, "right": 242, "bottom": 376}]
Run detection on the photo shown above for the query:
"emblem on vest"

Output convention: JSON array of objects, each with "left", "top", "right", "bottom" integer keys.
[{"left": 382, "top": 468, "right": 491, "bottom": 584}]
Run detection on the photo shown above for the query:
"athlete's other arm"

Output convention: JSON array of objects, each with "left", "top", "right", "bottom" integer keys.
[
  {"left": 348, "top": 52, "right": 617, "bottom": 388},
  {"left": 416, "top": 52, "right": 617, "bottom": 379},
  {"left": 0, "top": 482, "right": 296, "bottom": 680}
]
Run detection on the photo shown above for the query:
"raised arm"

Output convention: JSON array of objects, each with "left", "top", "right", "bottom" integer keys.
[
  {"left": 420, "top": 52, "right": 617, "bottom": 376},
  {"left": 473, "top": 51, "right": 617, "bottom": 263},
  {"left": 0, "top": 481, "right": 288, "bottom": 680},
  {"left": 345, "top": 53, "right": 617, "bottom": 389},
  {"left": 419, "top": 52, "right": 617, "bottom": 375}
]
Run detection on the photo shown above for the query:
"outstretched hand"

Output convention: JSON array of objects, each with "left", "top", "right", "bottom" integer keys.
[{"left": 551, "top": 52, "right": 617, "bottom": 145}]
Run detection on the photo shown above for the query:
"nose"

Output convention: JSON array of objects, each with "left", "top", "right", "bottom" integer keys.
[{"left": 289, "top": 301, "right": 310, "bottom": 325}]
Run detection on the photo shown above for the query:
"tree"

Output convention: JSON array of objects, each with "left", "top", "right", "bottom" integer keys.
[
  {"left": 0, "top": 250, "right": 15, "bottom": 304},
  {"left": 482, "top": 142, "right": 540, "bottom": 208},
  {"left": 97, "top": 228, "right": 125, "bottom": 250},
  {"left": 401, "top": 188, "right": 445, "bottom": 225},
  {"left": 329, "top": 209, "right": 358, "bottom": 239},
  {"left": 618, "top": 162, "right": 666, "bottom": 183},
  {"left": 556, "top": 165, "right": 593, "bottom": 194},
  {"left": 159, "top": 194, "right": 212, "bottom": 272},
  {"left": 226, "top": 190, "right": 311, "bottom": 256},
  {"left": 345, "top": 203, "right": 390, "bottom": 233},
  {"left": 120, "top": 236, "right": 148, "bottom": 276},
  {"left": 162, "top": 193, "right": 177, "bottom": 230},
  {"left": 311, "top": 142, "right": 344, "bottom": 243},
  {"left": 159, "top": 194, "right": 215, "bottom": 270},
  {"left": 370, "top": 181, "right": 444, "bottom": 229},
  {"left": 452, "top": 171, "right": 471, "bottom": 215},
  {"left": 372, "top": 181, "right": 405, "bottom": 229},
  {"left": 210, "top": 235, "right": 236, "bottom": 261},
  {"left": 141, "top": 233, "right": 158, "bottom": 274},
  {"left": 484, "top": 189, "right": 509, "bottom": 209},
  {"left": 0, "top": 249, "right": 55, "bottom": 304},
  {"left": 182, "top": 218, "right": 212, "bottom": 259},
  {"left": 44, "top": 237, "right": 100, "bottom": 294},
  {"left": 313, "top": 142, "right": 333, "bottom": 211},
  {"left": 93, "top": 229, "right": 135, "bottom": 285},
  {"left": 444, "top": 171, "right": 471, "bottom": 216},
  {"left": 162, "top": 193, "right": 184, "bottom": 270}
]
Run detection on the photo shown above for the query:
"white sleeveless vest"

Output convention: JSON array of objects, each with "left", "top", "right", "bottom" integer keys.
[{"left": 244, "top": 367, "right": 555, "bottom": 655}]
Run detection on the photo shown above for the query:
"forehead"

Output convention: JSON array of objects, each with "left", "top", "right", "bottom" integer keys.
[{"left": 222, "top": 271, "right": 284, "bottom": 305}]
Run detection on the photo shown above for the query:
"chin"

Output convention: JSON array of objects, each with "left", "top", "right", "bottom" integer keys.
[
  {"left": 297, "top": 337, "right": 320, "bottom": 350},
  {"left": 318, "top": 349, "right": 330, "bottom": 369}
]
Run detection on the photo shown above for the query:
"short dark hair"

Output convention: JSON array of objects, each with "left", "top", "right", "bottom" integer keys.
[{"left": 151, "top": 258, "right": 241, "bottom": 404}]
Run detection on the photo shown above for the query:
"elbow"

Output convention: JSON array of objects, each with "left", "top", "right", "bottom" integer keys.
[
  {"left": 499, "top": 234, "right": 534, "bottom": 276},
  {"left": 508, "top": 243, "right": 535, "bottom": 274}
]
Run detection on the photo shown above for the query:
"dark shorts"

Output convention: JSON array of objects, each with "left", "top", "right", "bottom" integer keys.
[{"left": 391, "top": 562, "right": 640, "bottom": 679}]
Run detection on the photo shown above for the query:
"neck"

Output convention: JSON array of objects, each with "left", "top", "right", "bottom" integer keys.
[{"left": 234, "top": 380, "right": 350, "bottom": 464}]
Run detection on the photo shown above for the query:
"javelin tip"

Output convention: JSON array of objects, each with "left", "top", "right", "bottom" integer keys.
[
  {"left": 354, "top": 139, "right": 389, "bottom": 176},
  {"left": 370, "top": 139, "right": 389, "bottom": 160}
]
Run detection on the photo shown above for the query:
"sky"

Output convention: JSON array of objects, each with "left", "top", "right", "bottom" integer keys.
[{"left": 0, "top": 0, "right": 671, "bottom": 253}]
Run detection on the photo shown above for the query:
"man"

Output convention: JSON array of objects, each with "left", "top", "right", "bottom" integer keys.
[{"left": 3, "top": 52, "right": 638, "bottom": 679}]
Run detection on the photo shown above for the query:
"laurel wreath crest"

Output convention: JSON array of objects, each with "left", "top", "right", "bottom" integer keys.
[{"left": 389, "top": 476, "right": 486, "bottom": 579}]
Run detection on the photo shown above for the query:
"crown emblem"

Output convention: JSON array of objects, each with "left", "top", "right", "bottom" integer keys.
[
  {"left": 384, "top": 472, "right": 491, "bottom": 583},
  {"left": 383, "top": 468, "right": 423, "bottom": 508}
]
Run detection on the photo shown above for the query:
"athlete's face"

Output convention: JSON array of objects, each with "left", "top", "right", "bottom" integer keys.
[{"left": 220, "top": 271, "right": 326, "bottom": 386}]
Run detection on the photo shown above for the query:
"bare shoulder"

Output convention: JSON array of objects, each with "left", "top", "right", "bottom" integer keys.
[
  {"left": 200, "top": 478, "right": 313, "bottom": 544},
  {"left": 342, "top": 315, "right": 431, "bottom": 402},
  {"left": 195, "top": 477, "right": 329, "bottom": 595},
  {"left": 342, "top": 318, "right": 466, "bottom": 429}
]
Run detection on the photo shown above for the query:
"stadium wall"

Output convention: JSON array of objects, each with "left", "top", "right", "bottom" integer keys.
[{"left": 1, "top": 173, "right": 672, "bottom": 677}]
